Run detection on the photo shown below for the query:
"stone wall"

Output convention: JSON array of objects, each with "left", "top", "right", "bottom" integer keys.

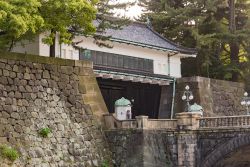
[
  {"left": 105, "top": 129, "right": 178, "bottom": 167},
  {"left": 0, "top": 52, "right": 111, "bottom": 166},
  {"left": 176, "top": 77, "right": 245, "bottom": 116},
  {"left": 105, "top": 127, "right": 250, "bottom": 167}
]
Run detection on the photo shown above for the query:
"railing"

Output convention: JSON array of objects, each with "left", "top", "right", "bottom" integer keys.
[
  {"left": 114, "top": 119, "right": 137, "bottom": 129},
  {"left": 103, "top": 114, "right": 137, "bottom": 129},
  {"left": 147, "top": 119, "right": 177, "bottom": 130},
  {"left": 103, "top": 114, "right": 178, "bottom": 130},
  {"left": 199, "top": 115, "right": 250, "bottom": 128},
  {"left": 105, "top": 113, "right": 250, "bottom": 131}
]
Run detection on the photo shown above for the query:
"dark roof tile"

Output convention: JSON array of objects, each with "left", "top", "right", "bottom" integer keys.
[{"left": 100, "top": 22, "right": 196, "bottom": 54}]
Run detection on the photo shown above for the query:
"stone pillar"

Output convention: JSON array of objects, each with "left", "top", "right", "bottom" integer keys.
[
  {"left": 177, "top": 133, "right": 197, "bottom": 167},
  {"left": 103, "top": 114, "right": 115, "bottom": 129},
  {"left": 158, "top": 85, "right": 173, "bottom": 119},
  {"left": 136, "top": 116, "right": 149, "bottom": 129},
  {"left": 176, "top": 112, "right": 201, "bottom": 130},
  {"left": 175, "top": 112, "right": 201, "bottom": 167}
]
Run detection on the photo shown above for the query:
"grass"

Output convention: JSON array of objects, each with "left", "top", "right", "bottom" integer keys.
[
  {"left": 0, "top": 145, "right": 20, "bottom": 162},
  {"left": 39, "top": 127, "right": 52, "bottom": 138},
  {"left": 101, "top": 160, "right": 110, "bottom": 167}
]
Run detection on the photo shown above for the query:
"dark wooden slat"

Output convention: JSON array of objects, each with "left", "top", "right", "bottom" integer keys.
[
  {"left": 80, "top": 49, "right": 154, "bottom": 74},
  {"left": 113, "top": 54, "right": 119, "bottom": 67},
  {"left": 102, "top": 53, "right": 108, "bottom": 66}
]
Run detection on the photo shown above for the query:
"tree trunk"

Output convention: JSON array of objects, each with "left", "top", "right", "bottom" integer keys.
[
  {"left": 49, "top": 41, "right": 56, "bottom": 57},
  {"left": 8, "top": 39, "right": 14, "bottom": 52},
  {"left": 230, "top": 42, "right": 240, "bottom": 81},
  {"left": 228, "top": 0, "right": 240, "bottom": 81},
  {"left": 49, "top": 30, "right": 56, "bottom": 57},
  {"left": 229, "top": 0, "right": 236, "bottom": 33}
]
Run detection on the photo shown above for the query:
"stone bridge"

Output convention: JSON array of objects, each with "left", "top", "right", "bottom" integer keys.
[{"left": 104, "top": 113, "right": 250, "bottom": 167}]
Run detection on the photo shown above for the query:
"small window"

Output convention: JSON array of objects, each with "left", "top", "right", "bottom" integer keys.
[
  {"left": 84, "top": 50, "right": 91, "bottom": 59},
  {"left": 79, "top": 49, "right": 92, "bottom": 60}
]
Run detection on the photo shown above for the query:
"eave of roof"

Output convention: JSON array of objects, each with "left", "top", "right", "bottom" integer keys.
[
  {"left": 110, "top": 37, "right": 197, "bottom": 55},
  {"left": 94, "top": 67, "right": 175, "bottom": 81}
]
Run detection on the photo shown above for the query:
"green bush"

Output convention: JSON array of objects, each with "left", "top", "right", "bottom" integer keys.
[
  {"left": 101, "top": 160, "right": 109, "bottom": 167},
  {"left": 39, "top": 128, "right": 52, "bottom": 138},
  {"left": 0, "top": 145, "right": 20, "bottom": 162}
]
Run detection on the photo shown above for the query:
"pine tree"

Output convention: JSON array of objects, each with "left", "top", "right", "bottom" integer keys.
[
  {"left": 139, "top": 0, "right": 250, "bottom": 81},
  {"left": 93, "top": 0, "right": 132, "bottom": 47}
]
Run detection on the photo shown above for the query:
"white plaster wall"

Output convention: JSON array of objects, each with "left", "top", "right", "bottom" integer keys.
[
  {"left": 169, "top": 57, "right": 181, "bottom": 78},
  {"left": 15, "top": 33, "right": 79, "bottom": 60},
  {"left": 12, "top": 36, "right": 40, "bottom": 55},
  {"left": 73, "top": 37, "right": 182, "bottom": 78},
  {"left": 38, "top": 33, "right": 78, "bottom": 58},
  {"left": 12, "top": 33, "right": 57, "bottom": 57},
  {"left": 60, "top": 43, "right": 79, "bottom": 60},
  {"left": 11, "top": 35, "right": 183, "bottom": 78},
  {"left": 39, "top": 33, "right": 50, "bottom": 57}
]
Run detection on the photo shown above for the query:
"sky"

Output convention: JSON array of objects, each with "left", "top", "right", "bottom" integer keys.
[{"left": 111, "top": 0, "right": 144, "bottom": 19}]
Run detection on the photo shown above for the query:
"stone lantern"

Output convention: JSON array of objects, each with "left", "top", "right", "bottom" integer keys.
[
  {"left": 189, "top": 103, "right": 203, "bottom": 116},
  {"left": 115, "top": 97, "right": 132, "bottom": 120}
]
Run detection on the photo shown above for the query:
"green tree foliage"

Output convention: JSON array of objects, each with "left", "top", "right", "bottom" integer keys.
[
  {"left": 40, "top": 0, "right": 98, "bottom": 56},
  {"left": 93, "top": 0, "right": 132, "bottom": 47},
  {"left": 0, "top": 0, "right": 131, "bottom": 56},
  {"left": 139, "top": 0, "right": 250, "bottom": 82},
  {"left": 0, "top": 0, "right": 44, "bottom": 51},
  {"left": 39, "top": 0, "right": 98, "bottom": 57},
  {"left": 0, "top": 0, "right": 97, "bottom": 55}
]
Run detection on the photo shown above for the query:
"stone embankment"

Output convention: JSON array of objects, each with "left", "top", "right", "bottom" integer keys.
[{"left": 0, "top": 52, "right": 110, "bottom": 166}]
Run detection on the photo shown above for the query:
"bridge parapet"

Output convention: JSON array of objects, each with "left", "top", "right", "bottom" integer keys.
[
  {"left": 104, "top": 113, "right": 250, "bottom": 131},
  {"left": 103, "top": 114, "right": 178, "bottom": 130},
  {"left": 104, "top": 112, "right": 202, "bottom": 130},
  {"left": 199, "top": 115, "right": 250, "bottom": 129}
]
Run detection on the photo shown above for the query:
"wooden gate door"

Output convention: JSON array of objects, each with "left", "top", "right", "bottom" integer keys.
[
  {"left": 97, "top": 78, "right": 162, "bottom": 118},
  {"left": 100, "top": 84, "right": 125, "bottom": 113}
]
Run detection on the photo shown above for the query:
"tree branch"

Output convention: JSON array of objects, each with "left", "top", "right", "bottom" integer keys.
[{"left": 8, "top": 39, "right": 15, "bottom": 52}]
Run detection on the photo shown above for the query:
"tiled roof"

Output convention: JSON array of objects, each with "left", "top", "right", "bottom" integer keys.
[{"left": 100, "top": 22, "right": 197, "bottom": 55}]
